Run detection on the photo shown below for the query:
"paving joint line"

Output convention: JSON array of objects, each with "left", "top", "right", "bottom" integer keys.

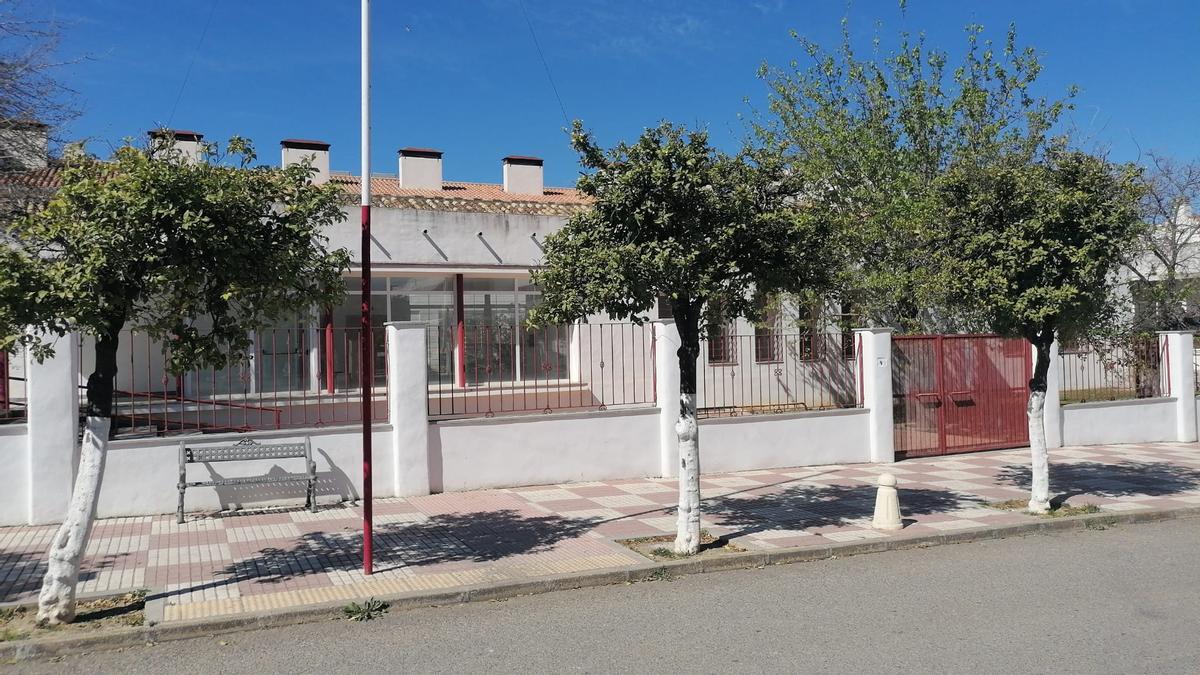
[{"left": 3, "top": 504, "right": 1199, "bottom": 664}]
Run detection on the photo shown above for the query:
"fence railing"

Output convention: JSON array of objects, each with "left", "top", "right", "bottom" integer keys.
[
  {"left": 697, "top": 332, "right": 858, "bottom": 419},
  {"left": 78, "top": 328, "right": 388, "bottom": 438},
  {"left": 1059, "top": 337, "right": 1168, "bottom": 404},
  {"left": 1195, "top": 348, "right": 1200, "bottom": 396},
  {"left": 426, "top": 322, "right": 656, "bottom": 418},
  {"left": 1, "top": 349, "right": 26, "bottom": 424}
]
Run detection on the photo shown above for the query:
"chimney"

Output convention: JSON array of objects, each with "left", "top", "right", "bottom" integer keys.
[
  {"left": 503, "top": 156, "right": 543, "bottom": 195},
  {"left": 1176, "top": 200, "right": 1195, "bottom": 225},
  {"left": 281, "top": 139, "right": 331, "bottom": 184},
  {"left": 398, "top": 147, "right": 443, "bottom": 190},
  {"left": 0, "top": 119, "right": 49, "bottom": 171},
  {"left": 148, "top": 129, "right": 204, "bottom": 163}
]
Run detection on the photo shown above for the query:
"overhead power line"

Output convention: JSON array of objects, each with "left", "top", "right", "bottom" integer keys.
[
  {"left": 167, "top": 0, "right": 220, "bottom": 129},
  {"left": 517, "top": 0, "right": 570, "bottom": 128}
]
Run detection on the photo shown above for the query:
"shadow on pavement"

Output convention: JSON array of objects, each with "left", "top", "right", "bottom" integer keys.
[
  {"left": 702, "top": 483, "right": 985, "bottom": 538},
  {"left": 996, "top": 461, "right": 1200, "bottom": 506}
]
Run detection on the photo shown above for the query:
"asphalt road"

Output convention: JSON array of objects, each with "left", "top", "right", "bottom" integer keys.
[{"left": 11, "top": 517, "right": 1200, "bottom": 674}]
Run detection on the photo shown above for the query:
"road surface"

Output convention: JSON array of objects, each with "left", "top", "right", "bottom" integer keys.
[{"left": 12, "top": 517, "right": 1200, "bottom": 674}]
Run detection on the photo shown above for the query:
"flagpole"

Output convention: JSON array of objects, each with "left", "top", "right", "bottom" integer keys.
[{"left": 359, "top": 0, "right": 374, "bottom": 576}]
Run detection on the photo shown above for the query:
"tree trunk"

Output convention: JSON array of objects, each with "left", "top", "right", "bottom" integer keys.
[
  {"left": 36, "top": 331, "right": 119, "bottom": 625},
  {"left": 1027, "top": 336, "right": 1052, "bottom": 514},
  {"left": 673, "top": 304, "right": 702, "bottom": 556}
]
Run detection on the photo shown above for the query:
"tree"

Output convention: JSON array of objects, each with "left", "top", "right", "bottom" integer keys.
[
  {"left": 528, "top": 121, "right": 840, "bottom": 554},
  {"left": 935, "top": 149, "right": 1144, "bottom": 512},
  {"left": 1122, "top": 153, "right": 1200, "bottom": 330},
  {"left": 0, "top": 135, "right": 350, "bottom": 624},
  {"left": 755, "top": 20, "right": 1074, "bottom": 332}
]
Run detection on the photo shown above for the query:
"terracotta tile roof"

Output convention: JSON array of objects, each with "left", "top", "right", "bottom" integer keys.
[
  {"left": 329, "top": 173, "right": 589, "bottom": 216},
  {"left": 0, "top": 167, "right": 592, "bottom": 217},
  {"left": 0, "top": 165, "right": 63, "bottom": 190}
]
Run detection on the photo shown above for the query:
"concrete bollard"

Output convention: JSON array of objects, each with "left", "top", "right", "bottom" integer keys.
[{"left": 872, "top": 473, "right": 903, "bottom": 531}]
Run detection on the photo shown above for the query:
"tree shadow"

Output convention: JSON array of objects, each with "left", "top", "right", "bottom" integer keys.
[
  {"left": 0, "top": 550, "right": 116, "bottom": 603},
  {"left": 996, "top": 461, "right": 1200, "bottom": 507},
  {"left": 157, "top": 509, "right": 598, "bottom": 601},
  {"left": 702, "top": 482, "right": 984, "bottom": 537}
]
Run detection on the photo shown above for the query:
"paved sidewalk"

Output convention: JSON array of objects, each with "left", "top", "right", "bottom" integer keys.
[{"left": 3, "top": 442, "right": 1199, "bottom": 622}]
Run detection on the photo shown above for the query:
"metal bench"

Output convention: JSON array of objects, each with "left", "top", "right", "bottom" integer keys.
[{"left": 177, "top": 437, "right": 316, "bottom": 523}]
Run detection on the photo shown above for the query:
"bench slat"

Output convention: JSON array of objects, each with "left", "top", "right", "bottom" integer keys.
[
  {"left": 186, "top": 474, "right": 313, "bottom": 488},
  {"left": 186, "top": 445, "right": 307, "bottom": 463}
]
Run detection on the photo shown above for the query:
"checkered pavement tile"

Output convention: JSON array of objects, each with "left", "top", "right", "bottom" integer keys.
[{"left": 3, "top": 441, "right": 1199, "bottom": 618}]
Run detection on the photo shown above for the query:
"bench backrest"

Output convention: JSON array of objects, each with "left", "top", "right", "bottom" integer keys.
[{"left": 180, "top": 438, "right": 310, "bottom": 464}]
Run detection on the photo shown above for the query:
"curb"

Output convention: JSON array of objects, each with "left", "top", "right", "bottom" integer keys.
[{"left": 4, "top": 504, "right": 1199, "bottom": 663}]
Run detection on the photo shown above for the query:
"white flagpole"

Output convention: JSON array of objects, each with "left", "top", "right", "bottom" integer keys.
[{"left": 359, "top": 0, "right": 374, "bottom": 576}]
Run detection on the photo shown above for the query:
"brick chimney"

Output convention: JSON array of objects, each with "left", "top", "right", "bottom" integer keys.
[
  {"left": 398, "top": 147, "right": 443, "bottom": 190},
  {"left": 148, "top": 129, "right": 204, "bottom": 163},
  {"left": 0, "top": 120, "right": 49, "bottom": 171},
  {"left": 281, "top": 139, "right": 331, "bottom": 184},
  {"left": 503, "top": 156, "right": 543, "bottom": 195}
]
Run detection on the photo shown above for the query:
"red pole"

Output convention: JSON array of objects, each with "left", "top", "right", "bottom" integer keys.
[
  {"left": 360, "top": 205, "right": 373, "bottom": 575},
  {"left": 360, "top": 0, "right": 373, "bottom": 576},
  {"left": 324, "top": 314, "right": 335, "bottom": 394},
  {"left": 455, "top": 273, "right": 466, "bottom": 388}
]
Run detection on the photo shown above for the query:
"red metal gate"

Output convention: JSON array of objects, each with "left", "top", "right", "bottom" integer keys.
[{"left": 892, "top": 335, "right": 1031, "bottom": 458}]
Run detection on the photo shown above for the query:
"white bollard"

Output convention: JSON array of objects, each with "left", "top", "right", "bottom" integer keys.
[{"left": 872, "top": 473, "right": 903, "bottom": 531}]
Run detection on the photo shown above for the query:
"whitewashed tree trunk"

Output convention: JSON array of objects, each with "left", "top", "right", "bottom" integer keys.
[
  {"left": 1026, "top": 338, "right": 1053, "bottom": 514},
  {"left": 36, "top": 416, "right": 110, "bottom": 625},
  {"left": 1026, "top": 389, "right": 1051, "bottom": 513},
  {"left": 674, "top": 392, "right": 701, "bottom": 555}
]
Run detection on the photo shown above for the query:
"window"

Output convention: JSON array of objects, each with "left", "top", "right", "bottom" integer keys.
[
  {"left": 753, "top": 299, "right": 782, "bottom": 363},
  {"left": 706, "top": 301, "right": 737, "bottom": 365}
]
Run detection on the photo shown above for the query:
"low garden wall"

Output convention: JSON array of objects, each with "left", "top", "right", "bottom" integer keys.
[{"left": 1060, "top": 398, "right": 1179, "bottom": 446}]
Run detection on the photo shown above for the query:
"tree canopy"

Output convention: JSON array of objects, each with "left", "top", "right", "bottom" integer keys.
[
  {"left": 529, "top": 120, "right": 840, "bottom": 340},
  {"left": 755, "top": 21, "right": 1076, "bottom": 331},
  {"left": 935, "top": 149, "right": 1145, "bottom": 348},
  {"left": 1, "top": 136, "right": 350, "bottom": 377}
]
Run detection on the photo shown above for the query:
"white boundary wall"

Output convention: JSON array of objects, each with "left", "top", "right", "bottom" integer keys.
[
  {"left": 699, "top": 408, "right": 870, "bottom": 473},
  {"left": 8, "top": 326, "right": 1198, "bottom": 527},
  {"left": 430, "top": 408, "right": 661, "bottom": 492},
  {"left": 1060, "top": 398, "right": 1178, "bottom": 446},
  {"left": 0, "top": 425, "right": 28, "bottom": 522},
  {"left": 1053, "top": 332, "right": 1197, "bottom": 448}
]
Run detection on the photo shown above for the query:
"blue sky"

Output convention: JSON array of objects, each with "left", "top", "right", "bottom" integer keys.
[{"left": 48, "top": 0, "right": 1200, "bottom": 187}]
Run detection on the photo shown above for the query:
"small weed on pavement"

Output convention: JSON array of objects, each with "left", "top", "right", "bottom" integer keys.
[{"left": 342, "top": 598, "right": 388, "bottom": 622}]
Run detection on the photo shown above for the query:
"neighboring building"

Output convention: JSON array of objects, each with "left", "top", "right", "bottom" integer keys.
[{"left": 1, "top": 128, "right": 857, "bottom": 433}]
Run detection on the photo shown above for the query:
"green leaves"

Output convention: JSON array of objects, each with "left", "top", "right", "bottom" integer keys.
[
  {"left": 1, "top": 135, "right": 351, "bottom": 372},
  {"left": 934, "top": 150, "right": 1145, "bottom": 344},
  {"left": 756, "top": 19, "right": 1076, "bottom": 332},
  {"left": 529, "top": 121, "right": 839, "bottom": 335}
]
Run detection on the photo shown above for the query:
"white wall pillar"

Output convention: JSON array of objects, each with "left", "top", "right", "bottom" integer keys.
[
  {"left": 246, "top": 330, "right": 258, "bottom": 394},
  {"left": 1039, "top": 340, "right": 1063, "bottom": 449},
  {"left": 26, "top": 332, "right": 81, "bottom": 524},
  {"left": 854, "top": 328, "right": 894, "bottom": 464},
  {"left": 386, "top": 321, "right": 431, "bottom": 496},
  {"left": 1158, "top": 331, "right": 1196, "bottom": 442},
  {"left": 653, "top": 319, "right": 682, "bottom": 478},
  {"left": 568, "top": 321, "right": 582, "bottom": 382}
]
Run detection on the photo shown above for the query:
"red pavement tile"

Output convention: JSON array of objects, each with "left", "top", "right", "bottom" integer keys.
[{"left": 3, "top": 442, "right": 1200, "bottom": 616}]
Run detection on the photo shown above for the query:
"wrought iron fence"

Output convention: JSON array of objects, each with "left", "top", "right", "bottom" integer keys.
[
  {"left": 1058, "top": 336, "right": 1168, "bottom": 404},
  {"left": 426, "top": 322, "right": 656, "bottom": 418},
  {"left": 696, "top": 332, "right": 858, "bottom": 419},
  {"left": 78, "top": 328, "right": 388, "bottom": 438}
]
